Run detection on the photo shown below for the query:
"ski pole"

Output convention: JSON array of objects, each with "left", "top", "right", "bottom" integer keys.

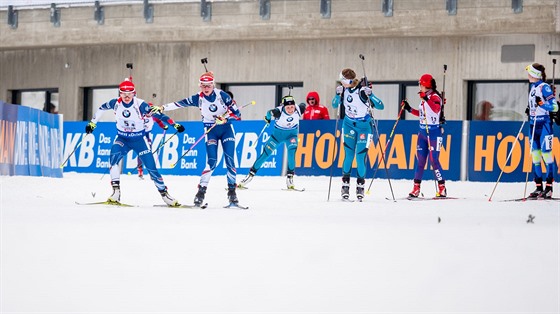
[
  {"left": 366, "top": 102, "right": 405, "bottom": 195},
  {"left": 420, "top": 102, "right": 441, "bottom": 195},
  {"left": 488, "top": 120, "right": 526, "bottom": 201},
  {"left": 327, "top": 89, "right": 343, "bottom": 202},
  {"left": 170, "top": 111, "right": 235, "bottom": 167},
  {"left": 359, "top": 54, "right": 395, "bottom": 201},
  {"left": 256, "top": 122, "right": 269, "bottom": 142},
  {"left": 152, "top": 128, "right": 167, "bottom": 153},
  {"left": 60, "top": 134, "right": 88, "bottom": 168},
  {"left": 523, "top": 114, "right": 538, "bottom": 199},
  {"left": 153, "top": 130, "right": 178, "bottom": 154}
]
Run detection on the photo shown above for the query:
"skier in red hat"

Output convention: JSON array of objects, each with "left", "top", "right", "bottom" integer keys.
[
  {"left": 85, "top": 78, "right": 185, "bottom": 206},
  {"left": 402, "top": 74, "right": 447, "bottom": 198}
]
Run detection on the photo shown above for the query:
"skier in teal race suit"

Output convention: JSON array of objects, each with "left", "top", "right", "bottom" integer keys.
[
  {"left": 332, "top": 68, "right": 384, "bottom": 201},
  {"left": 238, "top": 95, "right": 306, "bottom": 189}
]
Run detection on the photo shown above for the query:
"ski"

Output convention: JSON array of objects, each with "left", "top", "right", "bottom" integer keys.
[
  {"left": 75, "top": 201, "right": 136, "bottom": 207},
  {"left": 236, "top": 185, "right": 249, "bottom": 190},
  {"left": 387, "top": 196, "right": 461, "bottom": 201},
  {"left": 224, "top": 203, "right": 249, "bottom": 210},
  {"left": 500, "top": 197, "right": 560, "bottom": 202},
  {"left": 154, "top": 203, "right": 208, "bottom": 209},
  {"left": 282, "top": 187, "right": 305, "bottom": 192},
  {"left": 341, "top": 198, "right": 355, "bottom": 202}
]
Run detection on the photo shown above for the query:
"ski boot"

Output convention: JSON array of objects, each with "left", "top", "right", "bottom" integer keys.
[
  {"left": 227, "top": 184, "right": 239, "bottom": 205},
  {"left": 286, "top": 171, "right": 295, "bottom": 189},
  {"left": 542, "top": 178, "right": 554, "bottom": 199},
  {"left": 239, "top": 168, "right": 256, "bottom": 188},
  {"left": 194, "top": 185, "right": 207, "bottom": 206},
  {"left": 356, "top": 178, "right": 365, "bottom": 201},
  {"left": 107, "top": 181, "right": 121, "bottom": 203},
  {"left": 341, "top": 175, "right": 350, "bottom": 200},
  {"left": 408, "top": 180, "right": 421, "bottom": 198},
  {"left": 159, "top": 187, "right": 179, "bottom": 206},
  {"left": 528, "top": 178, "right": 543, "bottom": 199},
  {"left": 137, "top": 166, "right": 144, "bottom": 179},
  {"left": 437, "top": 180, "right": 447, "bottom": 198}
]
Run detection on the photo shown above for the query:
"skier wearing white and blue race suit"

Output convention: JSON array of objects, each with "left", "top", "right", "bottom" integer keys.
[
  {"left": 156, "top": 72, "right": 241, "bottom": 206},
  {"left": 331, "top": 68, "right": 384, "bottom": 200},
  {"left": 239, "top": 95, "right": 306, "bottom": 189},
  {"left": 525, "top": 63, "right": 558, "bottom": 199},
  {"left": 85, "top": 78, "right": 185, "bottom": 206}
]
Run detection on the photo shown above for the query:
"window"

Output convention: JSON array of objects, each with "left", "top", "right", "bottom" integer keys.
[
  {"left": 467, "top": 81, "right": 529, "bottom": 121},
  {"left": 11, "top": 89, "right": 59, "bottom": 113},
  {"left": 83, "top": 86, "right": 119, "bottom": 121},
  {"left": 371, "top": 81, "right": 418, "bottom": 120},
  {"left": 222, "top": 83, "right": 304, "bottom": 120}
]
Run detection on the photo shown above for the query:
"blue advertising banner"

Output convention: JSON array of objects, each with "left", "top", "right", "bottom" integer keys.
[
  {"left": 468, "top": 121, "right": 560, "bottom": 182},
  {"left": 0, "top": 103, "right": 63, "bottom": 177},
  {"left": 62, "top": 120, "right": 283, "bottom": 176},
  {"left": 61, "top": 119, "right": 560, "bottom": 183},
  {"left": 296, "top": 120, "right": 463, "bottom": 181}
]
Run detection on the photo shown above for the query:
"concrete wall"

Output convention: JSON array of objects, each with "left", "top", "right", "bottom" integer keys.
[{"left": 1, "top": 0, "right": 558, "bottom": 121}]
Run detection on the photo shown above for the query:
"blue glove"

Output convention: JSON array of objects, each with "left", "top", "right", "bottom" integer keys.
[
  {"left": 173, "top": 123, "right": 185, "bottom": 132},
  {"left": 85, "top": 122, "right": 96, "bottom": 134}
]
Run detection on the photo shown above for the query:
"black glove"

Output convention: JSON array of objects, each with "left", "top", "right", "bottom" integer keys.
[
  {"left": 535, "top": 96, "right": 543, "bottom": 106},
  {"left": 85, "top": 122, "right": 96, "bottom": 134},
  {"left": 173, "top": 123, "right": 185, "bottom": 133},
  {"left": 402, "top": 100, "right": 412, "bottom": 113},
  {"left": 524, "top": 106, "right": 530, "bottom": 118}
]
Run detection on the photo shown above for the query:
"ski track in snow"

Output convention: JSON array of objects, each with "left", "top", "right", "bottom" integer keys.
[{"left": 1, "top": 173, "right": 559, "bottom": 313}]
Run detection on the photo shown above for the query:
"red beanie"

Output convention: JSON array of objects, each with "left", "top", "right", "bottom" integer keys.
[{"left": 419, "top": 74, "right": 433, "bottom": 89}]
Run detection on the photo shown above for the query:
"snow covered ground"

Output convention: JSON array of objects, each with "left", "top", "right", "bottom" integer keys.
[{"left": 1, "top": 173, "right": 559, "bottom": 313}]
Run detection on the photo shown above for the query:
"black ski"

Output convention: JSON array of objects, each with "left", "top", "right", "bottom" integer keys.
[
  {"left": 500, "top": 197, "right": 560, "bottom": 202},
  {"left": 224, "top": 203, "right": 249, "bottom": 210}
]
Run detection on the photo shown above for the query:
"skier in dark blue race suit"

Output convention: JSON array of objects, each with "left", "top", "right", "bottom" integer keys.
[
  {"left": 85, "top": 78, "right": 185, "bottom": 206},
  {"left": 157, "top": 72, "right": 241, "bottom": 206}
]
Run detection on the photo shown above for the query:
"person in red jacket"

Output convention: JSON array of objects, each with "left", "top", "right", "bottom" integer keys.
[{"left": 302, "top": 91, "right": 330, "bottom": 120}]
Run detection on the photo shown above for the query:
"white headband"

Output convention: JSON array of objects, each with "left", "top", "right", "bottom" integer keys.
[{"left": 526, "top": 64, "right": 542, "bottom": 79}]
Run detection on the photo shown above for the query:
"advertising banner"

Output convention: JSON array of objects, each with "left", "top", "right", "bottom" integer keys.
[
  {"left": 61, "top": 119, "right": 560, "bottom": 183},
  {"left": 0, "top": 103, "right": 63, "bottom": 177},
  {"left": 62, "top": 120, "right": 283, "bottom": 176},
  {"left": 297, "top": 120, "right": 463, "bottom": 181},
  {"left": 468, "top": 121, "right": 560, "bottom": 182}
]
